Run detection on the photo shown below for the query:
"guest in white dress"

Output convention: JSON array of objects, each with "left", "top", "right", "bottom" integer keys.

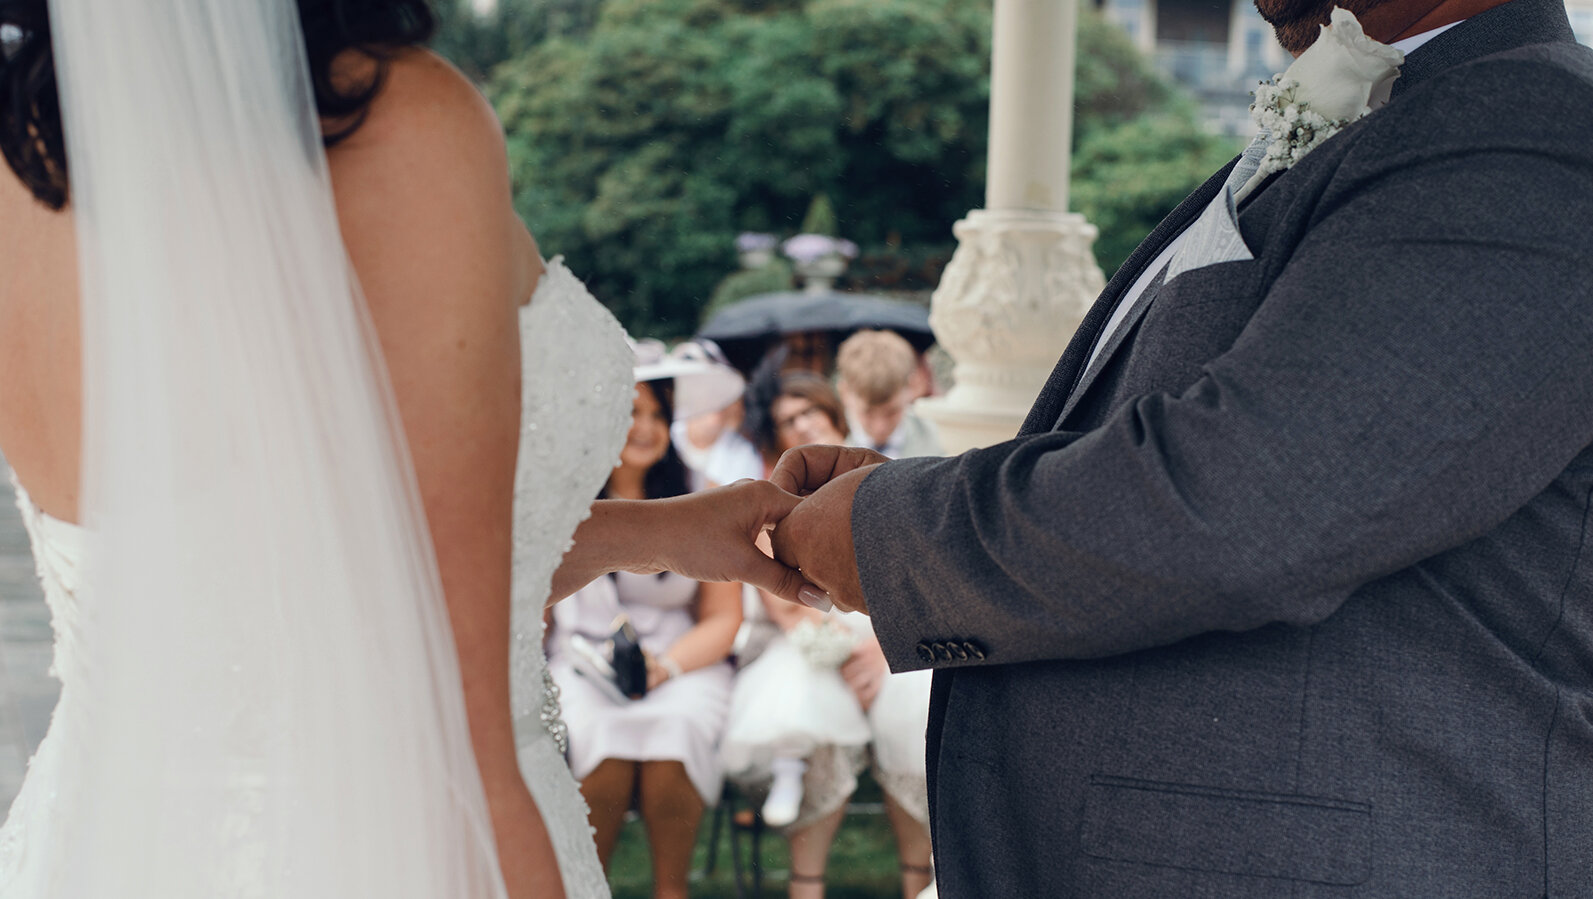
[
  {"left": 547, "top": 354, "right": 743, "bottom": 899},
  {"left": 724, "top": 369, "right": 935, "bottom": 899}
]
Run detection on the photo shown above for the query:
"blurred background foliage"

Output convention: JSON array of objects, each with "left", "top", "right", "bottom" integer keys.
[
  {"left": 435, "top": 0, "right": 1237, "bottom": 338},
  {"left": 430, "top": 0, "right": 604, "bottom": 80}
]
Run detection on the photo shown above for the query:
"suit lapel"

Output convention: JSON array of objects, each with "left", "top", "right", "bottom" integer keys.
[
  {"left": 1020, "top": 156, "right": 1238, "bottom": 437},
  {"left": 1056, "top": 261, "right": 1171, "bottom": 424},
  {"left": 1017, "top": 265, "right": 1131, "bottom": 436},
  {"left": 1025, "top": 0, "right": 1577, "bottom": 439}
]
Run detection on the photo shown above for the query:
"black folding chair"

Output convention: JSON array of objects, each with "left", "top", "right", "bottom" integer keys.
[{"left": 701, "top": 781, "right": 767, "bottom": 897}]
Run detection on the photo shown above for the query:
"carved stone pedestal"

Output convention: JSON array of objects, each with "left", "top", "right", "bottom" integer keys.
[{"left": 917, "top": 208, "right": 1106, "bottom": 454}]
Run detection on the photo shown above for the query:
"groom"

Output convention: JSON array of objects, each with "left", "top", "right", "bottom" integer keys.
[{"left": 767, "top": 0, "right": 1593, "bottom": 894}]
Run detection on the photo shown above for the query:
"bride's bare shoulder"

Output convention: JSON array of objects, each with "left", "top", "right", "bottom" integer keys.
[
  {"left": 326, "top": 47, "right": 507, "bottom": 193},
  {"left": 327, "top": 47, "right": 540, "bottom": 311},
  {"left": 340, "top": 49, "right": 502, "bottom": 154}
]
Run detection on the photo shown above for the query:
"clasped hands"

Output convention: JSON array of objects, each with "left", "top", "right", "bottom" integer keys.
[
  {"left": 763, "top": 444, "right": 887, "bottom": 615},
  {"left": 555, "top": 445, "right": 888, "bottom": 614}
]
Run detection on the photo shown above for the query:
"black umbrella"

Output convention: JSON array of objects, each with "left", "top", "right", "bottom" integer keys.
[
  {"left": 699, "top": 290, "right": 931, "bottom": 340},
  {"left": 697, "top": 290, "right": 933, "bottom": 374}
]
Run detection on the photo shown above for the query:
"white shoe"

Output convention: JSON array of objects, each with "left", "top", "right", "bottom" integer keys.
[{"left": 761, "top": 757, "right": 806, "bottom": 827}]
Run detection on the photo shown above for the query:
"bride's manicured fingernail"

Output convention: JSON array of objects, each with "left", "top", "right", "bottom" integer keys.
[{"left": 799, "top": 586, "right": 833, "bottom": 612}]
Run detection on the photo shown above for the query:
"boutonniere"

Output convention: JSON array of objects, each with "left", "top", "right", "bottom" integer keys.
[{"left": 1235, "top": 7, "right": 1404, "bottom": 201}]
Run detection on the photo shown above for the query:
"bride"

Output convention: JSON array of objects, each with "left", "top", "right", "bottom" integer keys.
[{"left": 0, "top": 0, "right": 807, "bottom": 895}]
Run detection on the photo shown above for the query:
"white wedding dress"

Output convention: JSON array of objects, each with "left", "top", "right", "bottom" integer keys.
[
  {"left": 0, "top": 479, "right": 87, "bottom": 895},
  {"left": 0, "top": 257, "right": 631, "bottom": 898},
  {"left": 509, "top": 257, "right": 633, "bottom": 898}
]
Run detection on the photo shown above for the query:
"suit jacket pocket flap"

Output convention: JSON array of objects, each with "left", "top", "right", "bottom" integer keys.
[{"left": 1080, "top": 775, "right": 1371, "bottom": 886}]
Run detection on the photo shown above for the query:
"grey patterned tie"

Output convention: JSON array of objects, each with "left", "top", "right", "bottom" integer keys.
[
  {"left": 1162, "top": 130, "right": 1270, "bottom": 283},
  {"left": 1079, "top": 130, "right": 1271, "bottom": 379},
  {"left": 1227, "top": 129, "right": 1271, "bottom": 199}
]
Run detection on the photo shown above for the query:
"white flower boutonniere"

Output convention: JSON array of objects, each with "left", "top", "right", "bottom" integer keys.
[{"left": 1236, "top": 7, "right": 1404, "bottom": 201}]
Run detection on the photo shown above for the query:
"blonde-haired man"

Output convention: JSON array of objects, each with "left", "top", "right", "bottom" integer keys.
[{"left": 835, "top": 330, "right": 940, "bottom": 459}]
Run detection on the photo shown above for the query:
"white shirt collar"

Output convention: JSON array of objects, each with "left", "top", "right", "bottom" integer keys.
[
  {"left": 851, "top": 414, "right": 908, "bottom": 458},
  {"left": 879, "top": 419, "right": 908, "bottom": 458},
  {"left": 1390, "top": 20, "right": 1464, "bottom": 55}
]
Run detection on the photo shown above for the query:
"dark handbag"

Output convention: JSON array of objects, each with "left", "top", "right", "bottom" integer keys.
[
  {"left": 607, "top": 614, "right": 649, "bottom": 700},
  {"left": 568, "top": 613, "right": 650, "bottom": 702}
]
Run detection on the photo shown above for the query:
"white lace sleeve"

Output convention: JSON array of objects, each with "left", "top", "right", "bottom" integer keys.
[{"left": 510, "top": 257, "right": 632, "bottom": 898}]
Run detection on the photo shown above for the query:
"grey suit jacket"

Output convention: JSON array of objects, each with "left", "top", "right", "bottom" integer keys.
[{"left": 853, "top": 1, "right": 1593, "bottom": 895}]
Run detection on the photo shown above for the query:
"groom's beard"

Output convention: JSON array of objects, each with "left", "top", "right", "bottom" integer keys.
[{"left": 1256, "top": 0, "right": 1399, "bottom": 53}]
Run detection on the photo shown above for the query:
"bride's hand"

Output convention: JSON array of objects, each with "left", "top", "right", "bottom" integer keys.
[
  {"left": 552, "top": 479, "right": 817, "bottom": 606},
  {"left": 638, "top": 479, "right": 816, "bottom": 594},
  {"left": 766, "top": 444, "right": 886, "bottom": 614}
]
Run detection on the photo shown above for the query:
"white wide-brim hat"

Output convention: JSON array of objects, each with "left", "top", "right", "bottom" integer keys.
[{"left": 631, "top": 338, "right": 746, "bottom": 421}]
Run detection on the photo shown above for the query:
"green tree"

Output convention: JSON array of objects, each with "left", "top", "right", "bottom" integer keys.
[
  {"left": 800, "top": 194, "right": 838, "bottom": 236},
  {"left": 489, "top": 0, "right": 1236, "bottom": 338},
  {"left": 430, "top": 0, "right": 604, "bottom": 82},
  {"left": 704, "top": 259, "right": 795, "bottom": 320},
  {"left": 1070, "top": 16, "right": 1241, "bottom": 269}
]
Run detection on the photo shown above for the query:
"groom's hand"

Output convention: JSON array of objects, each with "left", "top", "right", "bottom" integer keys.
[
  {"left": 769, "top": 444, "right": 890, "bottom": 496},
  {"left": 770, "top": 462, "right": 880, "bottom": 614}
]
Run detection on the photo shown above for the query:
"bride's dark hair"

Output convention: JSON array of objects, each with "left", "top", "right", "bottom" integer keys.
[{"left": 0, "top": 0, "right": 435, "bottom": 210}]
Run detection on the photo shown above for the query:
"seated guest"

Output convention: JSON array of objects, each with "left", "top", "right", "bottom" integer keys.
[
  {"left": 547, "top": 350, "right": 742, "bottom": 899},
  {"left": 835, "top": 329, "right": 941, "bottom": 459},
  {"left": 659, "top": 340, "right": 761, "bottom": 490},
  {"left": 741, "top": 361, "right": 849, "bottom": 477},
  {"left": 724, "top": 370, "right": 935, "bottom": 899}
]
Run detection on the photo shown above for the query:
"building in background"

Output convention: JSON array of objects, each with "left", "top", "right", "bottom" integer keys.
[
  {"left": 1095, "top": 0, "right": 1288, "bottom": 135},
  {"left": 1569, "top": 0, "right": 1593, "bottom": 44},
  {"left": 1096, "top": 0, "right": 1593, "bottom": 136}
]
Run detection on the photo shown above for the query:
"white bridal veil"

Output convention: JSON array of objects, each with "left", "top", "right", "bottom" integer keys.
[{"left": 49, "top": 0, "right": 507, "bottom": 894}]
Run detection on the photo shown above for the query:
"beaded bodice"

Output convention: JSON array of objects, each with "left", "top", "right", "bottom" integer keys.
[
  {"left": 0, "top": 480, "right": 87, "bottom": 891},
  {"left": 509, "top": 256, "right": 633, "bottom": 749},
  {"left": 10, "top": 479, "right": 87, "bottom": 686},
  {"left": 508, "top": 257, "right": 631, "bottom": 897}
]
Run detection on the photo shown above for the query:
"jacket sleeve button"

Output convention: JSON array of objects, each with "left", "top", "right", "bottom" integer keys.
[
  {"left": 916, "top": 643, "right": 936, "bottom": 663},
  {"left": 965, "top": 641, "right": 986, "bottom": 661},
  {"left": 949, "top": 642, "right": 969, "bottom": 661}
]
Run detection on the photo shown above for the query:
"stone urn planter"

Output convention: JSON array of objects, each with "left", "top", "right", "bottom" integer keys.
[
  {"left": 781, "top": 233, "right": 858, "bottom": 293},
  {"left": 735, "top": 232, "right": 779, "bottom": 270}
]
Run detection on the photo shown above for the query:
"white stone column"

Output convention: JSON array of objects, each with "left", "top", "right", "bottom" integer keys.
[{"left": 918, "top": 0, "right": 1107, "bottom": 454}]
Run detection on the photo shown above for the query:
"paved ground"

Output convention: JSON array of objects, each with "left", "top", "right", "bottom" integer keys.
[{"left": 0, "top": 458, "right": 59, "bottom": 815}]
